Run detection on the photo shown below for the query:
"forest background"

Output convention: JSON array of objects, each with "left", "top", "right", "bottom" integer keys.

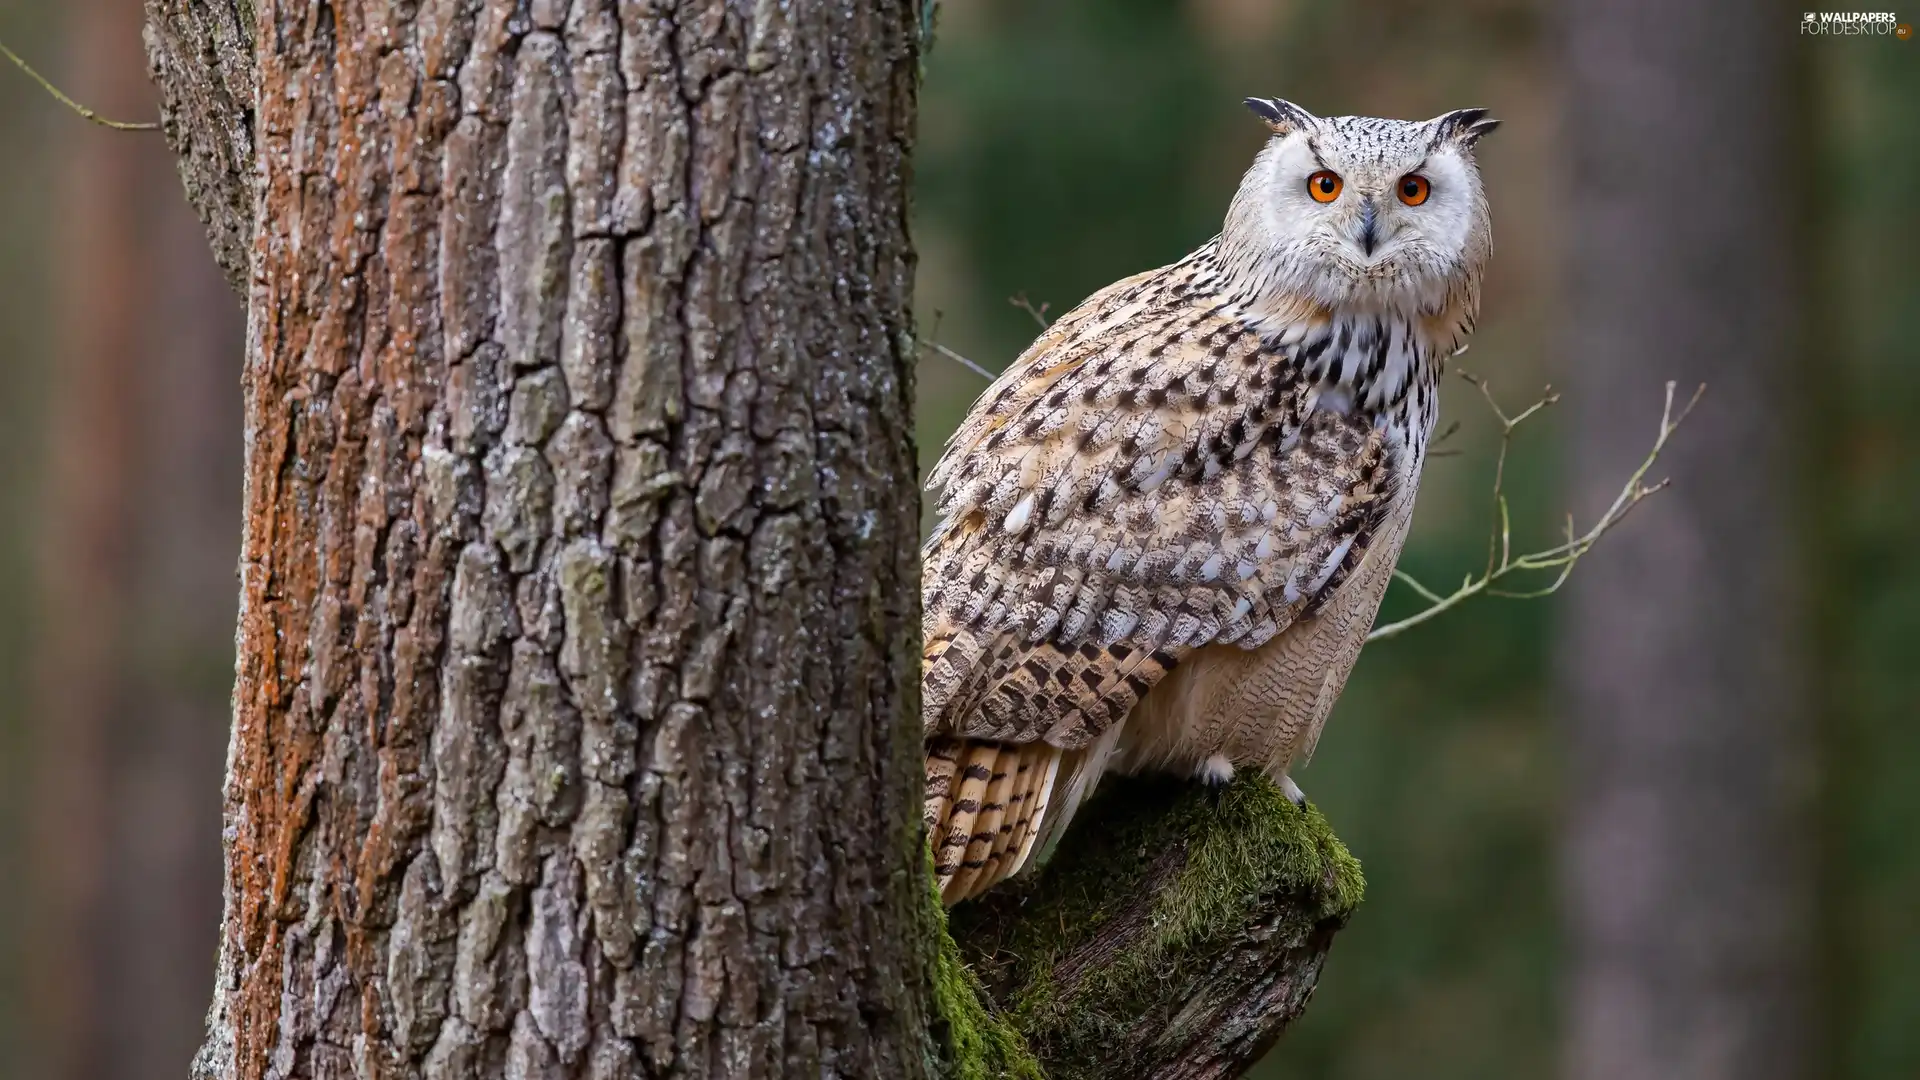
[{"left": 0, "top": 2, "right": 1915, "bottom": 1077}]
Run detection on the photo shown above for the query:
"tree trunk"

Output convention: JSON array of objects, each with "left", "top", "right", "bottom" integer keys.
[
  {"left": 150, "top": 3, "right": 933, "bottom": 1077},
  {"left": 1557, "top": 3, "right": 1814, "bottom": 1079},
  {"left": 28, "top": 1, "right": 238, "bottom": 1075}
]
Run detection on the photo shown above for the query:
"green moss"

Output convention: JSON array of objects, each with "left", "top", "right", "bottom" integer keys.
[
  {"left": 926, "top": 855, "right": 1047, "bottom": 1079},
  {"left": 943, "top": 773, "right": 1362, "bottom": 1077},
  {"left": 1136, "top": 775, "right": 1364, "bottom": 960}
]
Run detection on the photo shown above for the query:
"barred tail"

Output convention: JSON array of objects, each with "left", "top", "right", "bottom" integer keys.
[{"left": 924, "top": 738, "right": 1062, "bottom": 905}]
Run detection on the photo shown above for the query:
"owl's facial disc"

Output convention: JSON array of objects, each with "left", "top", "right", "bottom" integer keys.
[
  {"left": 1289, "top": 142, "right": 1461, "bottom": 270},
  {"left": 1232, "top": 123, "right": 1486, "bottom": 312}
]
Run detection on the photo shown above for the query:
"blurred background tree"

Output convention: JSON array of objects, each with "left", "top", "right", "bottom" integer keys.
[
  {"left": 0, "top": 0, "right": 238, "bottom": 1075},
  {"left": 1558, "top": 2, "right": 1812, "bottom": 1079},
  {"left": 0, "top": 1, "right": 1914, "bottom": 1077}
]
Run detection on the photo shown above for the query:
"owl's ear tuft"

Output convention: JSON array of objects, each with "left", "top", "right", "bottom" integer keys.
[
  {"left": 1431, "top": 107, "right": 1501, "bottom": 148},
  {"left": 1244, "top": 97, "right": 1316, "bottom": 135}
]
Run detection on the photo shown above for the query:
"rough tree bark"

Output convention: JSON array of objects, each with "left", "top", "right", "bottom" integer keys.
[
  {"left": 151, "top": 2, "right": 934, "bottom": 1076},
  {"left": 143, "top": 3, "right": 1356, "bottom": 1077},
  {"left": 144, "top": 0, "right": 255, "bottom": 293},
  {"left": 1558, "top": 2, "right": 1813, "bottom": 1079}
]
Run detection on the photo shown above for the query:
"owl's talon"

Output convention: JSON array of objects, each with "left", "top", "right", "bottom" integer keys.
[
  {"left": 1198, "top": 754, "right": 1236, "bottom": 787},
  {"left": 1280, "top": 775, "right": 1307, "bottom": 807}
]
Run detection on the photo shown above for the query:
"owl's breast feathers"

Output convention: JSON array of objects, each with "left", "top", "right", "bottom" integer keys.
[
  {"left": 924, "top": 243, "right": 1445, "bottom": 739},
  {"left": 921, "top": 243, "right": 1454, "bottom": 902}
]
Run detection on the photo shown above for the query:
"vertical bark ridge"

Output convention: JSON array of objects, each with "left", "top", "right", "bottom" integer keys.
[{"left": 195, "top": 3, "right": 927, "bottom": 1077}]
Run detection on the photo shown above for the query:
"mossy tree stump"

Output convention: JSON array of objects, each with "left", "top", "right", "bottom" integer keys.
[{"left": 928, "top": 774, "right": 1364, "bottom": 1079}]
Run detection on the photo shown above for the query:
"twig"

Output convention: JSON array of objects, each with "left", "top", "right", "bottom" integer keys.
[
  {"left": 1427, "top": 418, "right": 1464, "bottom": 458},
  {"left": 1009, "top": 293, "right": 1052, "bottom": 329},
  {"left": 1369, "top": 379, "right": 1705, "bottom": 642},
  {"left": 926, "top": 339, "right": 1001, "bottom": 381},
  {"left": 919, "top": 309, "right": 1005, "bottom": 380},
  {"left": 0, "top": 35, "right": 161, "bottom": 132},
  {"left": 1456, "top": 369, "right": 1561, "bottom": 577},
  {"left": 921, "top": 294, "right": 1054, "bottom": 380}
]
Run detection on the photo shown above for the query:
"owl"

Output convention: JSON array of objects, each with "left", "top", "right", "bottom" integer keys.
[{"left": 921, "top": 98, "right": 1499, "bottom": 905}]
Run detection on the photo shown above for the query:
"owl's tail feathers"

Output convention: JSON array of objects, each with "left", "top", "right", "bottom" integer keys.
[{"left": 925, "top": 737, "right": 1062, "bottom": 906}]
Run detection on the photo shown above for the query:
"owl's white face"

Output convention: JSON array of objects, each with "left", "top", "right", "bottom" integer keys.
[{"left": 1223, "top": 103, "right": 1495, "bottom": 318}]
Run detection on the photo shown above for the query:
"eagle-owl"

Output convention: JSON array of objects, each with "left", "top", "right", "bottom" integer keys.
[{"left": 921, "top": 98, "right": 1498, "bottom": 905}]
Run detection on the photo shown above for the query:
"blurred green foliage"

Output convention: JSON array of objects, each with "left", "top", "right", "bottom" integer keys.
[
  {"left": 0, "top": 1, "right": 58, "bottom": 1072},
  {"left": 1820, "top": 40, "right": 1920, "bottom": 1080}
]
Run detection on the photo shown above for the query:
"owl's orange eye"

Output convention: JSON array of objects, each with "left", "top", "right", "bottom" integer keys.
[
  {"left": 1397, "top": 174, "right": 1431, "bottom": 206},
  {"left": 1306, "top": 170, "right": 1343, "bottom": 203}
]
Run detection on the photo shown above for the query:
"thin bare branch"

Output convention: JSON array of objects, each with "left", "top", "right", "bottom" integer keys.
[
  {"left": 925, "top": 340, "right": 1001, "bottom": 381},
  {"left": 1388, "top": 568, "right": 1451, "bottom": 606},
  {"left": 0, "top": 35, "right": 160, "bottom": 131},
  {"left": 1009, "top": 293, "right": 1052, "bottom": 329},
  {"left": 1456, "top": 369, "right": 1560, "bottom": 578},
  {"left": 1370, "top": 380, "right": 1705, "bottom": 642},
  {"left": 918, "top": 310, "right": 1005, "bottom": 380}
]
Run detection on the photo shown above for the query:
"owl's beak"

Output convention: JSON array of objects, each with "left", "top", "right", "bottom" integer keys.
[{"left": 1357, "top": 197, "right": 1379, "bottom": 257}]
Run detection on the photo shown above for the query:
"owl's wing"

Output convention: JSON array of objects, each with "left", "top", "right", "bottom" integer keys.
[{"left": 922, "top": 268, "right": 1399, "bottom": 752}]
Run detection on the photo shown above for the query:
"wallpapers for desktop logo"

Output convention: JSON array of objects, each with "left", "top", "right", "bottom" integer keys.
[{"left": 1801, "top": 11, "right": 1907, "bottom": 34}]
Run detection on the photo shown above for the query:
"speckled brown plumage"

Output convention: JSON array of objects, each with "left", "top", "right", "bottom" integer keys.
[{"left": 925, "top": 99, "right": 1496, "bottom": 904}]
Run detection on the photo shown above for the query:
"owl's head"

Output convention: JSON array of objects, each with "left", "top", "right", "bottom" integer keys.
[{"left": 1222, "top": 98, "right": 1496, "bottom": 317}]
